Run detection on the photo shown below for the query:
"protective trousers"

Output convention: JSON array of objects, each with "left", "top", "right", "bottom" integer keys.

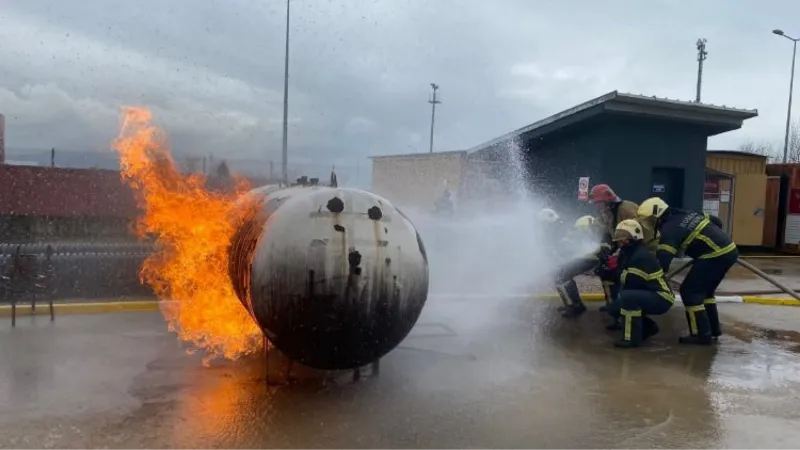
[
  {"left": 600, "top": 274, "right": 621, "bottom": 315},
  {"left": 554, "top": 257, "right": 597, "bottom": 317},
  {"left": 615, "top": 289, "right": 673, "bottom": 348},
  {"left": 678, "top": 250, "right": 739, "bottom": 344}
]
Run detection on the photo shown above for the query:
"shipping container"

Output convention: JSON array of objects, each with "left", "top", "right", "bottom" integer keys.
[
  {"left": 765, "top": 163, "right": 800, "bottom": 252},
  {"left": 705, "top": 151, "right": 767, "bottom": 246}
]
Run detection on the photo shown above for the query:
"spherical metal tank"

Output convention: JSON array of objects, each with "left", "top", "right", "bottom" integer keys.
[{"left": 229, "top": 186, "right": 429, "bottom": 370}]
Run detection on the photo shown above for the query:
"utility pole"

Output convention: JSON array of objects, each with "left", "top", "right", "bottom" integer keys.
[
  {"left": 773, "top": 29, "right": 799, "bottom": 164},
  {"left": 695, "top": 38, "right": 708, "bottom": 103},
  {"left": 281, "top": 0, "right": 291, "bottom": 184},
  {"left": 428, "top": 83, "right": 441, "bottom": 153}
]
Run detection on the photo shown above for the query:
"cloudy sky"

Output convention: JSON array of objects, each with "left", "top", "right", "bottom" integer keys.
[{"left": 1, "top": 0, "right": 799, "bottom": 178}]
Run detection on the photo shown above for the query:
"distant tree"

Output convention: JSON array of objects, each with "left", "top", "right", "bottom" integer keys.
[
  {"left": 216, "top": 160, "right": 231, "bottom": 179},
  {"left": 788, "top": 121, "right": 800, "bottom": 163},
  {"left": 738, "top": 140, "right": 778, "bottom": 162},
  {"left": 738, "top": 120, "right": 800, "bottom": 163},
  {"left": 203, "top": 160, "right": 234, "bottom": 193}
]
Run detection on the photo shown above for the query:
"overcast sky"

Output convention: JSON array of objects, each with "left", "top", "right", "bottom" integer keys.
[{"left": 1, "top": 0, "right": 799, "bottom": 175}]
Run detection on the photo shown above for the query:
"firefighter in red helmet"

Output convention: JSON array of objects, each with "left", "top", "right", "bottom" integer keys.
[
  {"left": 588, "top": 184, "right": 656, "bottom": 253},
  {"left": 588, "top": 184, "right": 657, "bottom": 325}
]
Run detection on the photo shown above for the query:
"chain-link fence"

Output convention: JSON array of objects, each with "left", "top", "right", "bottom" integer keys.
[{"left": 0, "top": 242, "right": 155, "bottom": 304}]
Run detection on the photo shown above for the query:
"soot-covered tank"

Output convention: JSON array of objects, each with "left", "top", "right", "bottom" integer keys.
[{"left": 228, "top": 186, "right": 429, "bottom": 370}]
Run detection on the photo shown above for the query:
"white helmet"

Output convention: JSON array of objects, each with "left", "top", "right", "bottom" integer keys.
[
  {"left": 614, "top": 219, "right": 644, "bottom": 241},
  {"left": 537, "top": 208, "right": 559, "bottom": 224}
]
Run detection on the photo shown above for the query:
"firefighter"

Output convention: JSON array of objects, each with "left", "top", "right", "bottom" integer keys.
[
  {"left": 575, "top": 215, "right": 622, "bottom": 317},
  {"left": 637, "top": 197, "right": 738, "bottom": 345},
  {"left": 537, "top": 207, "right": 562, "bottom": 228},
  {"left": 553, "top": 215, "right": 617, "bottom": 318},
  {"left": 537, "top": 207, "right": 568, "bottom": 266},
  {"left": 611, "top": 219, "right": 676, "bottom": 348},
  {"left": 588, "top": 184, "right": 657, "bottom": 253}
]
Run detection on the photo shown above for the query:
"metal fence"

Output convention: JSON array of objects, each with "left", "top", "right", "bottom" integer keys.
[{"left": 0, "top": 242, "right": 155, "bottom": 303}]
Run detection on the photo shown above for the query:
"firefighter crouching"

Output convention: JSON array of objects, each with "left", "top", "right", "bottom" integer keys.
[
  {"left": 553, "top": 215, "right": 617, "bottom": 318},
  {"left": 611, "top": 219, "right": 675, "bottom": 348},
  {"left": 588, "top": 183, "right": 657, "bottom": 254},
  {"left": 637, "top": 197, "right": 738, "bottom": 345}
]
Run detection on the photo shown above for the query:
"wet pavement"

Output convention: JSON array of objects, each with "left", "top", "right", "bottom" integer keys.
[
  {"left": 2, "top": 297, "right": 800, "bottom": 448},
  {"left": 713, "top": 256, "right": 800, "bottom": 295}
]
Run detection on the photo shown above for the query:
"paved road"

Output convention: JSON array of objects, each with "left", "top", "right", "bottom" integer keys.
[{"left": 1, "top": 297, "right": 800, "bottom": 448}]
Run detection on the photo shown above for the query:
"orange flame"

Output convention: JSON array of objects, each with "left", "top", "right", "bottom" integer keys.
[{"left": 112, "top": 107, "right": 262, "bottom": 363}]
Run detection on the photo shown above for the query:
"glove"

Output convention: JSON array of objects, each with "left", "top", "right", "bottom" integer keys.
[{"left": 594, "top": 254, "right": 619, "bottom": 280}]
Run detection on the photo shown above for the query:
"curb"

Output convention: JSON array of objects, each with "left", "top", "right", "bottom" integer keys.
[
  {"left": 2, "top": 292, "right": 799, "bottom": 318},
  {"left": 0, "top": 300, "right": 160, "bottom": 317},
  {"left": 536, "top": 293, "right": 800, "bottom": 307}
]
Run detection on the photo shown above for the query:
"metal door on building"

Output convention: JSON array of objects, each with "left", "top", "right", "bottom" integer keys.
[
  {"left": 651, "top": 167, "right": 685, "bottom": 208},
  {"left": 702, "top": 173, "right": 734, "bottom": 236}
]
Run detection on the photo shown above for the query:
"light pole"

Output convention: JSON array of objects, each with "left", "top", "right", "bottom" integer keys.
[
  {"left": 281, "top": 0, "right": 291, "bottom": 184},
  {"left": 428, "top": 83, "right": 441, "bottom": 153},
  {"left": 773, "top": 29, "right": 799, "bottom": 163}
]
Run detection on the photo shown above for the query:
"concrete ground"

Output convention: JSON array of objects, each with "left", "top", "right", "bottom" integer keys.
[{"left": 2, "top": 295, "right": 800, "bottom": 448}]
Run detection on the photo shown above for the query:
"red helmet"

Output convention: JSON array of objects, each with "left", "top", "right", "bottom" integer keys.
[{"left": 589, "top": 184, "right": 621, "bottom": 203}]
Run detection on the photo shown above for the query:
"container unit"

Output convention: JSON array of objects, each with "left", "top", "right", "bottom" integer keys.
[
  {"left": 705, "top": 150, "right": 768, "bottom": 246},
  {"left": 765, "top": 163, "right": 800, "bottom": 252}
]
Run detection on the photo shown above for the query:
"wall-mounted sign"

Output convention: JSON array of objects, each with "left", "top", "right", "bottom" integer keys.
[
  {"left": 652, "top": 184, "right": 665, "bottom": 193},
  {"left": 720, "top": 190, "right": 730, "bottom": 203},
  {"left": 578, "top": 177, "right": 590, "bottom": 200},
  {"left": 704, "top": 179, "right": 720, "bottom": 193}
]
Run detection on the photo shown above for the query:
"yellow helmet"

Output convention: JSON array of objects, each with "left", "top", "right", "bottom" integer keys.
[
  {"left": 637, "top": 197, "right": 669, "bottom": 220},
  {"left": 573, "top": 215, "right": 595, "bottom": 230},
  {"left": 614, "top": 219, "right": 644, "bottom": 241}
]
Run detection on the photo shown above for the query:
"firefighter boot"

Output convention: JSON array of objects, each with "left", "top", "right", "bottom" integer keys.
[
  {"left": 599, "top": 281, "right": 613, "bottom": 313},
  {"left": 561, "top": 280, "right": 587, "bottom": 318},
  {"left": 679, "top": 305, "right": 713, "bottom": 346},
  {"left": 614, "top": 309, "right": 642, "bottom": 348},
  {"left": 555, "top": 284, "right": 572, "bottom": 313},
  {"left": 642, "top": 316, "right": 659, "bottom": 341},
  {"left": 705, "top": 298, "right": 722, "bottom": 338},
  {"left": 605, "top": 298, "right": 622, "bottom": 330}
]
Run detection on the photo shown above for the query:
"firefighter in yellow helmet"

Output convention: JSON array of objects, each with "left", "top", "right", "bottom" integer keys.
[
  {"left": 637, "top": 197, "right": 737, "bottom": 345},
  {"left": 611, "top": 219, "right": 675, "bottom": 348},
  {"left": 553, "top": 215, "right": 617, "bottom": 318}
]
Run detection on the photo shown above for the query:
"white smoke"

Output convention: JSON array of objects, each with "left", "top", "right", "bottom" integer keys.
[{"left": 403, "top": 138, "right": 598, "bottom": 300}]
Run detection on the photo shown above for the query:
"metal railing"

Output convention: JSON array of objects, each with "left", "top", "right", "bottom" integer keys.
[{"left": 0, "top": 243, "right": 155, "bottom": 313}]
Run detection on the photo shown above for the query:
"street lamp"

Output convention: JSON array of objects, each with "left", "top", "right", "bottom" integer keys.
[
  {"left": 281, "top": 0, "right": 291, "bottom": 184},
  {"left": 773, "top": 28, "right": 799, "bottom": 163}
]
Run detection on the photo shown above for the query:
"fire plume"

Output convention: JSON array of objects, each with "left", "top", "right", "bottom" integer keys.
[{"left": 113, "top": 107, "right": 262, "bottom": 363}]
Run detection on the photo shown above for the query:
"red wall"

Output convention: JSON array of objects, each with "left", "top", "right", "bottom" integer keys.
[{"left": 0, "top": 165, "right": 138, "bottom": 218}]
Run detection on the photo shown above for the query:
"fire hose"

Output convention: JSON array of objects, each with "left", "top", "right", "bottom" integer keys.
[{"left": 665, "top": 258, "right": 800, "bottom": 301}]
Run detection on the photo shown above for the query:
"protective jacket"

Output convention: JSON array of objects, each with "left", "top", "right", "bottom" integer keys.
[
  {"left": 601, "top": 200, "right": 657, "bottom": 253},
  {"left": 617, "top": 240, "right": 675, "bottom": 303},
  {"left": 655, "top": 208, "right": 736, "bottom": 273}
]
